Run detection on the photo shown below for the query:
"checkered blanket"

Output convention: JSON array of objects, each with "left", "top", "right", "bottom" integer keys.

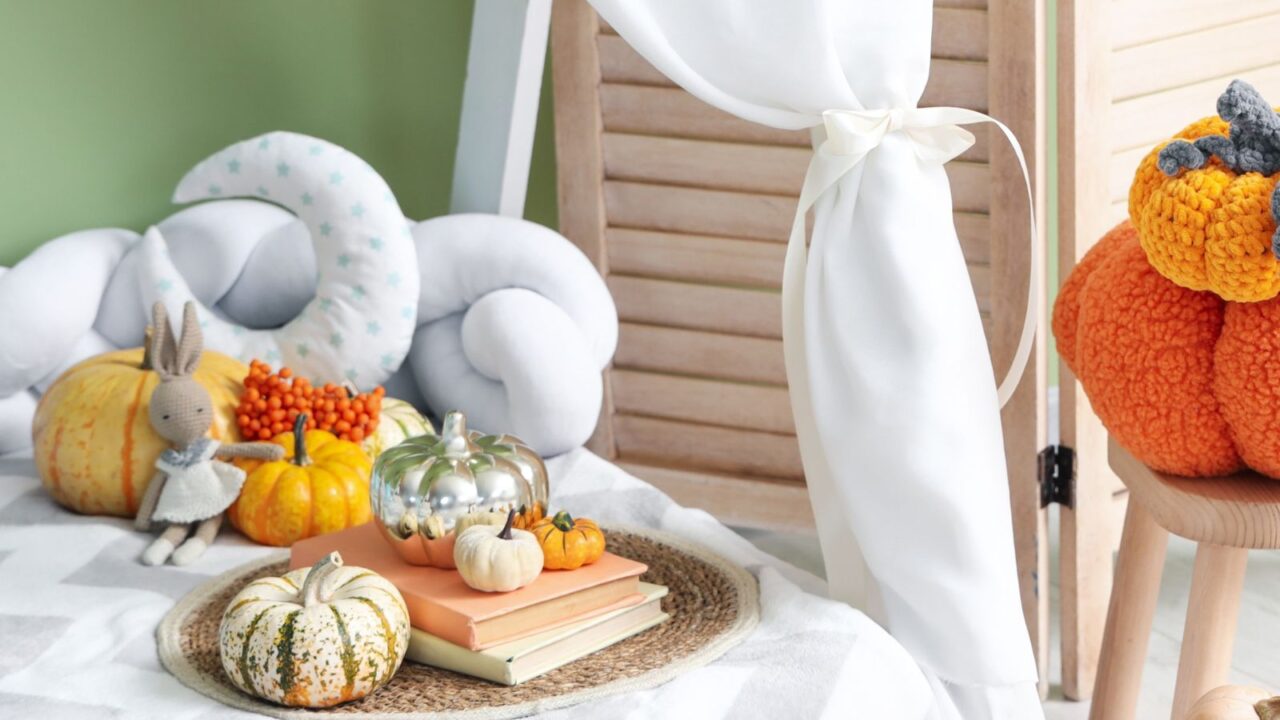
[{"left": 0, "top": 450, "right": 932, "bottom": 719}]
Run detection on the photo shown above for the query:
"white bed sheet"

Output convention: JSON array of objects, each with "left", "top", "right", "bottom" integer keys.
[{"left": 0, "top": 450, "right": 933, "bottom": 719}]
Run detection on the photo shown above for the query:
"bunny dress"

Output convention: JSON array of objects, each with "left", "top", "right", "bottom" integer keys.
[{"left": 151, "top": 438, "right": 246, "bottom": 524}]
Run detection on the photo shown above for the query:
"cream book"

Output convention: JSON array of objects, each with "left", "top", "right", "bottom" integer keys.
[{"left": 406, "top": 582, "right": 669, "bottom": 685}]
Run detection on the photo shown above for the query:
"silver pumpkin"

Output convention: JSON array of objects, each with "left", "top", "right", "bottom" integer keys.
[{"left": 370, "top": 410, "right": 549, "bottom": 567}]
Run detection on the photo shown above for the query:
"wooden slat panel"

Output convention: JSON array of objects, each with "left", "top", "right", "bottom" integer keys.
[
  {"left": 598, "top": 83, "right": 991, "bottom": 162},
  {"left": 603, "top": 132, "right": 808, "bottom": 195},
  {"left": 1111, "top": 14, "right": 1280, "bottom": 101},
  {"left": 923, "top": 59, "right": 990, "bottom": 111},
  {"left": 602, "top": 133, "right": 991, "bottom": 212},
  {"left": 1112, "top": 0, "right": 1280, "bottom": 50},
  {"left": 597, "top": 33, "right": 669, "bottom": 86},
  {"left": 611, "top": 369, "right": 795, "bottom": 434},
  {"left": 610, "top": 267, "right": 991, "bottom": 338},
  {"left": 616, "top": 461, "right": 815, "bottom": 531},
  {"left": 613, "top": 414, "right": 803, "bottom": 480},
  {"left": 600, "top": 84, "right": 810, "bottom": 147},
  {"left": 615, "top": 323, "right": 787, "bottom": 385},
  {"left": 936, "top": 0, "right": 986, "bottom": 8},
  {"left": 1108, "top": 145, "right": 1149, "bottom": 203},
  {"left": 1110, "top": 65, "right": 1280, "bottom": 152},
  {"left": 608, "top": 275, "right": 782, "bottom": 338},
  {"left": 933, "top": 7, "right": 989, "bottom": 61},
  {"left": 607, "top": 229, "right": 785, "bottom": 288},
  {"left": 605, "top": 180, "right": 794, "bottom": 241}
]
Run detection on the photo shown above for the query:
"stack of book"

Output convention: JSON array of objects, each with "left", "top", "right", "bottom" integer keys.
[{"left": 291, "top": 523, "right": 669, "bottom": 685}]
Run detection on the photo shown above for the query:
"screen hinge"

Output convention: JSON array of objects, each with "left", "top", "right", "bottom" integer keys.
[{"left": 1038, "top": 444, "right": 1075, "bottom": 509}]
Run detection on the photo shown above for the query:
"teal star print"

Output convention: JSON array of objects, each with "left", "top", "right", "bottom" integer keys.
[
  {"left": 387, "top": 272, "right": 400, "bottom": 287},
  {"left": 227, "top": 159, "right": 241, "bottom": 174},
  {"left": 345, "top": 368, "right": 358, "bottom": 381},
  {"left": 208, "top": 184, "right": 222, "bottom": 195},
  {"left": 256, "top": 186, "right": 269, "bottom": 197},
  {"left": 319, "top": 222, "right": 333, "bottom": 236},
  {"left": 265, "top": 348, "right": 281, "bottom": 362},
  {"left": 319, "top": 297, "right": 334, "bottom": 313},
  {"left": 296, "top": 343, "right": 310, "bottom": 358},
  {"left": 330, "top": 332, "right": 343, "bottom": 348},
  {"left": 232, "top": 325, "right": 245, "bottom": 336},
  {"left": 337, "top": 254, "right": 351, "bottom": 268},
  {"left": 258, "top": 137, "right": 271, "bottom": 150},
  {"left": 369, "top": 236, "right": 383, "bottom": 251},
  {"left": 350, "top": 202, "right": 365, "bottom": 218},
  {"left": 381, "top": 354, "right": 394, "bottom": 367},
  {"left": 366, "top": 321, "right": 381, "bottom": 336},
  {"left": 329, "top": 171, "right": 343, "bottom": 185},
  {"left": 352, "top": 285, "right": 367, "bottom": 300},
  {"left": 301, "top": 192, "right": 313, "bottom": 205},
  {"left": 401, "top": 306, "right": 413, "bottom": 319},
  {"left": 156, "top": 278, "right": 173, "bottom": 293},
  {"left": 310, "top": 145, "right": 323, "bottom": 156},
  {"left": 276, "top": 162, "right": 290, "bottom": 177}
]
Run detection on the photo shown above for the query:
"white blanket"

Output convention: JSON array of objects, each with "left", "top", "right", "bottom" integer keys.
[{"left": 0, "top": 451, "right": 933, "bottom": 719}]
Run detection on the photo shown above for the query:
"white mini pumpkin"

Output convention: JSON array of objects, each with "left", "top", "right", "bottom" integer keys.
[
  {"left": 454, "top": 509, "right": 543, "bottom": 592},
  {"left": 219, "top": 552, "right": 410, "bottom": 707},
  {"left": 361, "top": 397, "right": 434, "bottom": 458}
]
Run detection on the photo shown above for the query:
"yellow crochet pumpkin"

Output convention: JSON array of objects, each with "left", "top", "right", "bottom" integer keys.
[{"left": 1129, "top": 93, "right": 1280, "bottom": 302}]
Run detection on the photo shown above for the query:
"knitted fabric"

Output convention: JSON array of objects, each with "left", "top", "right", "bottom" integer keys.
[{"left": 1130, "top": 113, "right": 1280, "bottom": 302}]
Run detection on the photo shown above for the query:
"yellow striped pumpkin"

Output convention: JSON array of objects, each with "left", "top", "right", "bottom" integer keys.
[
  {"left": 218, "top": 552, "right": 409, "bottom": 707},
  {"left": 32, "top": 347, "right": 245, "bottom": 516}
]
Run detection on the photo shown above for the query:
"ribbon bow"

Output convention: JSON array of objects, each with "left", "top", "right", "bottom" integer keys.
[{"left": 784, "top": 106, "right": 1039, "bottom": 409}]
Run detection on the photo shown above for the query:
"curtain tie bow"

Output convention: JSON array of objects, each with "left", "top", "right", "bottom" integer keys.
[{"left": 787, "top": 106, "right": 1039, "bottom": 407}]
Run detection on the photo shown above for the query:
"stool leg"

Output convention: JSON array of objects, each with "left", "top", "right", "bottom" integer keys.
[
  {"left": 1169, "top": 543, "right": 1248, "bottom": 720},
  {"left": 1090, "top": 501, "right": 1169, "bottom": 720}
]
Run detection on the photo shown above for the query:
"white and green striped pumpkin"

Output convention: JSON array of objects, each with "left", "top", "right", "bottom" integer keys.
[
  {"left": 361, "top": 397, "right": 434, "bottom": 459},
  {"left": 218, "top": 552, "right": 410, "bottom": 708}
]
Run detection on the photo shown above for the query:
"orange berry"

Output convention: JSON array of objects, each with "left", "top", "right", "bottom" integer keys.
[
  {"left": 279, "top": 367, "right": 292, "bottom": 378},
  {"left": 258, "top": 428, "right": 272, "bottom": 440}
]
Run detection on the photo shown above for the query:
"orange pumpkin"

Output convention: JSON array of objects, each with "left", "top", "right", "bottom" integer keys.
[
  {"left": 32, "top": 347, "right": 245, "bottom": 516},
  {"left": 1054, "top": 221, "right": 1280, "bottom": 479},
  {"left": 530, "top": 511, "right": 605, "bottom": 570},
  {"left": 229, "top": 414, "right": 372, "bottom": 546}
]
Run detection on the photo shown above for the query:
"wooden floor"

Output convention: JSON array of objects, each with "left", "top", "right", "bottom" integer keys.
[{"left": 735, "top": 515, "right": 1280, "bottom": 718}]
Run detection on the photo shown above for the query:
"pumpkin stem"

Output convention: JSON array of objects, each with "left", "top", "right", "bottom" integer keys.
[
  {"left": 300, "top": 551, "right": 344, "bottom": 606},
  {"left": 498, "top": 508, "right": 516, "bottom": 540},
  {"left": 551, "top": 510, "right": 575, "bottom": 533},
  {"left": 441, "top": 411, "right": 468, "bottom": 458},
  {"left": 292, "top": 413, "right": 309, "bottom": 466},
  {"left": 141, "top": 326, "right": 155, "bottom": 371}
]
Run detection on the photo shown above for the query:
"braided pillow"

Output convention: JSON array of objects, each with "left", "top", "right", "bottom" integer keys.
[{"left": 0, "top": 132, "right": 615, "bottom": 456}]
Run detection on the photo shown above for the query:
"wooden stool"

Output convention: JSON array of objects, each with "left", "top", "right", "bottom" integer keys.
[{"left": 1091, "top": 439, "right": 1280, "bottom": 720}]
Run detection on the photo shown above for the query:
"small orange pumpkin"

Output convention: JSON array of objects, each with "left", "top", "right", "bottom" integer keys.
[
  {"left": 530, "top": 511, "right": 605, "bottom": 570},
  {"left": 229, "top": 414, "right": 372, "bottom": 546}
]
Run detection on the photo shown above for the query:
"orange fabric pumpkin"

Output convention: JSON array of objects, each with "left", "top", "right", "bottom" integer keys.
[
  {"left": 1130, "top": 112, "right": 1280, "bottom": 302},
  {"left": 1054, "top": 220, "right": 1280, "bottom": 478},
  {"left": 32, "top": 347, "right": 245, "bottom": 516},
  {"left": 229, "top": 415, "right": 372, "bottom": 546},
  {"left": 530, "top": 511, "right": 605, "bottom": 570}
]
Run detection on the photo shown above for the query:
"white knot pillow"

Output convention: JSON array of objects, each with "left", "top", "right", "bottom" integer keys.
[{"left": 408, "top": 214, "right": 617, "bottom": 456}]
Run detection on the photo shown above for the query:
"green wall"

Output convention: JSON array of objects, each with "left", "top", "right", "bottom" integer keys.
[{"left": 0, "top": 0, "right": 558, "bottom": 267}]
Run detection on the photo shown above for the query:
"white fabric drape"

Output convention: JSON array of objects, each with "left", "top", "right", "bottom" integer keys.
[{"left": 587, "top": 2, "right": 1042, "bottom": 718}]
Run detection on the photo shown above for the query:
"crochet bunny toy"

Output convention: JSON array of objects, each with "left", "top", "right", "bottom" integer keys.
[{"left": 133, "top": 301, "right": 283, "bottom": 566}]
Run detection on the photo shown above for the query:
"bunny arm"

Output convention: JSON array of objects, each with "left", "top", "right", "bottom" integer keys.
[
  {"left": 215, "top": 441, "right": 285, "bottom": 461},
  {"left": 133, "top": 471, "right": 168, "bottom": 532}
]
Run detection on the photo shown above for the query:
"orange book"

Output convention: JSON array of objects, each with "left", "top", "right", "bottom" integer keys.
[{"left": 290, "top": 522, "right": 648, "bottom": 650}]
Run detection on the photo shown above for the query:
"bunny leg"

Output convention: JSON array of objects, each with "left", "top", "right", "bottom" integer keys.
[
  {"left": 142, "top": 523, "right": 190, "bottom": 566},
  {"left": 171, "top": 514, "right": 222, "bottom": 566}
]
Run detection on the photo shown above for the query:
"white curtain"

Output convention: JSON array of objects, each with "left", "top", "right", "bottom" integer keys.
[{"left": 587, "top": 1, "right": 1043, "bottom": 718}]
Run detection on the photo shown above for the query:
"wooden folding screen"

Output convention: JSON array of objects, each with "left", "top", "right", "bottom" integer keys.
[
  {"left": 551, "top": 0, "right": 1048, "bottom": 689},
  {"left": 1058, "top": 0, "right": 1280, "bottom": 700}
]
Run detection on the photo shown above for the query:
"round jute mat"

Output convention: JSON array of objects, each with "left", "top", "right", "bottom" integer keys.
[{"left": 157, "top": 525, "right": 760, "bottom": 719}]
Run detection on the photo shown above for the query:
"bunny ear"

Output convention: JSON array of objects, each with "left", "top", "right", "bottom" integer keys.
[
  {"left": 173, "top": 301, "right": 203, "bottom": 376},
  {"left": 148, "top": 302, "right": 176, "bottom": 378}
]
